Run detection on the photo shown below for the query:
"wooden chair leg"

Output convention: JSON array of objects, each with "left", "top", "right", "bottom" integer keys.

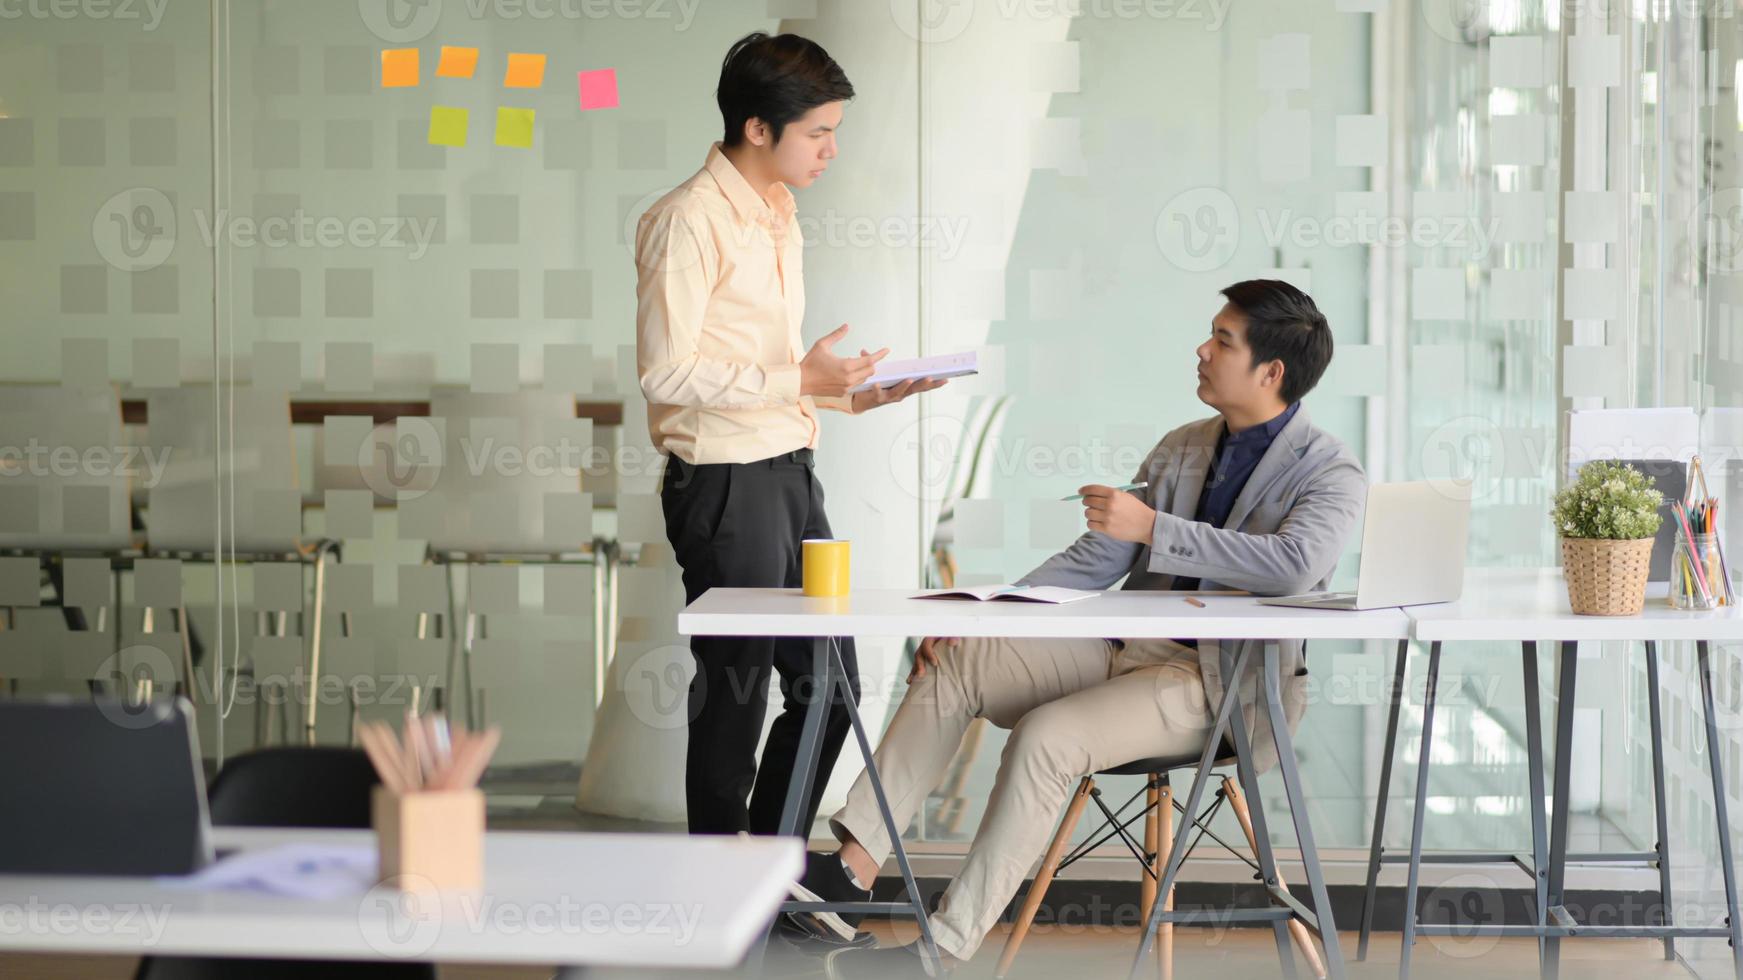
[
  {"left": 1157, "top": 778, "right": 1174, "bottom": 980},
  {"left": 996, "top": 777, "right": 1095, "bottom": 979},
  {"left": 1141, "top": 779, "right": 1159, "bottom": 927},
  {"left": 1222, "top": 776, "right": 1327, "bottom": 979}
]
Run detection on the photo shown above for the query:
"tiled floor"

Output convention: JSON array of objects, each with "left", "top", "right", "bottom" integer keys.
[{"left": 0, "top": 924, "right": 1703, "bottom": 979}]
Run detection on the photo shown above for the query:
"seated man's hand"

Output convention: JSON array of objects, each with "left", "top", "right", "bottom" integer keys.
[
  {"left": 1080, "top": 485, "right": 1157, "bottom": 544},
  {"left": 908, "top": 636, "right": 959, "bottom": 682}
]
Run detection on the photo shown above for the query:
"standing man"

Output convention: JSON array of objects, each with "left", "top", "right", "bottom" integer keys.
[{"left": 635, "top": 32, "right": 945, "bottom": 838}]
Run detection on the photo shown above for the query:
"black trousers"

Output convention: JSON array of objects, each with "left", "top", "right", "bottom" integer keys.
[{"left": 661, "top": 448, "right": 861, "bottom": 836}]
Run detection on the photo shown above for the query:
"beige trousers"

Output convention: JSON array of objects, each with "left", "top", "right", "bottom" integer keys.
[{"left": 828, "top": 636, "right": 1216, "bottom": 961}]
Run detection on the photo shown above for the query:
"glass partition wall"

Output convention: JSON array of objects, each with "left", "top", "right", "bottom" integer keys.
[{"left": 1, "top": 2, "right": 1739, "bottom": 956}]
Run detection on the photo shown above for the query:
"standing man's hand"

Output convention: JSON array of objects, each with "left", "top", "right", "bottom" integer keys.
[
  {"left": 800, "top": 324, "right": 889, "bottom": 397},
  {"left": 1080, "top": 485, "right": 1157, "bottom": 544},
  {"left": 851, "top": 371, "right": 948, "bottom": 413}
]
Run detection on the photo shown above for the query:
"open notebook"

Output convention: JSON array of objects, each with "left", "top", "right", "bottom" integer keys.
[{"left": 912, "top": 585, "right": 1096, "bottom": 604}]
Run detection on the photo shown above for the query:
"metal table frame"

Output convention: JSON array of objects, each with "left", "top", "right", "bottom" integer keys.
[
  {"left": 1374, "top": 637, "right": 1743, "bottom": 980},
  {"left": 765, "top": 636, "right": 943, "bottom": 972},
  {"left": 1130, "top": 642, "right": 1348, "bottom": 980}
]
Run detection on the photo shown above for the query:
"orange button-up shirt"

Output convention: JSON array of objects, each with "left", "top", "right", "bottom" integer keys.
[{"left": 634, "top": 143, "right": 853, "bottom": 465}]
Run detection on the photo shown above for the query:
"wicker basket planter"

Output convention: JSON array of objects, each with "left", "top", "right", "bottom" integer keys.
[{"left": 1561, "top": 536, "right": 1654, "bottom": 616}]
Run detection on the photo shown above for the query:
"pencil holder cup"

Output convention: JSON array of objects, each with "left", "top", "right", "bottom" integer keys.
[
  {"left": 1670, "top": 533, "right": 1724, "bottom": 610},
  {"left": 373, "top": 787, "right": 485, "bottom": 891},
  {"left": 802, "top": 539, "right": 851, "bottom": 597}
]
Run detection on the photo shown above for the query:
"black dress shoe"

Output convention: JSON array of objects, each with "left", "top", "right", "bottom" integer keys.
[{"left": 785, "top": 850, "right": 874, "bottom": 944}]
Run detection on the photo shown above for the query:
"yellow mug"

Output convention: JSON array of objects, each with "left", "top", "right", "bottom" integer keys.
[{"left": 802, "top": 539, "right": 851, "bottom": 598}]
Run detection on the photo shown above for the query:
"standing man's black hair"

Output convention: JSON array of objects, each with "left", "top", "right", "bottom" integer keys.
[
  {"left": 1220, "top": 279, "right": 1334, "bottom": 404},
  {"left": 716, "top": 32, "right": 855, "bottom": 147}
]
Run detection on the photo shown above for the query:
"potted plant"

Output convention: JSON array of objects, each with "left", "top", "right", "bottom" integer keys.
[{"left": 1552, "top": 460, "right": 1664, "bottom": 616}]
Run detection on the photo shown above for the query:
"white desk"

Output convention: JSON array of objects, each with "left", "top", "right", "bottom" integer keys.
[
  {"left": 1370, "top": 569, "right": 1743, "bottom": 980},
  {"left": 680, "top": 587, "right": 1411, "bottom": 980},
  {"left": 680, "top": 588, "right": 1413, "bottom": 641},
  {"left": 0, "top": 827, "right": 800, "bottom": 970},
  {"left": 1409, "top": 568, "right": 1743, "bottom": 641}
]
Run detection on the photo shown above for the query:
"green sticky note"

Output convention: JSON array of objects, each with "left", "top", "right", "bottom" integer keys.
[
  {"left": 427, "top": 106, "right": 468, "bottom": 147},
  {"left": 494, "top": 106, "right": 535, "bottom": 149}
]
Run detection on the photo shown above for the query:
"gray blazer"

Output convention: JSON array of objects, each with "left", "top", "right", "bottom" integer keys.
[{"left": 1016, "top": 405, "right": 1367, "bottom": 773}]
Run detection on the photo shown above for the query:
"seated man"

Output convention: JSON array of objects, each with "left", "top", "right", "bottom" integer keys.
[{"left": 792, "top": 279, "right": 1367, "bottom": 977}]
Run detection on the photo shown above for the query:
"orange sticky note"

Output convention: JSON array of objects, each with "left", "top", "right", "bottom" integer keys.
[
  {"left": 381, "top": 48, "right": 419, "bottom": 88},
  {"left": 503, "top": 52, "right": 546, "bottom": 89},
  {"left": 437, "top": 46, "right": 478, "bottom": 79}
]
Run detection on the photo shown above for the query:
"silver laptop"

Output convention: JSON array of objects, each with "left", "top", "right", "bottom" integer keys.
[{"left": 1258, "top": 480, "right": 1471, "bottom": 611}]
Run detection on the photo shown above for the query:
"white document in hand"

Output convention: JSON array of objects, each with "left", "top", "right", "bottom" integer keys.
[
  {"left": 848, "top": 351, "right": 979, "bottom": 393},
  {"left": 912, "top": 585, "right": 1096, "bottom": 604}
]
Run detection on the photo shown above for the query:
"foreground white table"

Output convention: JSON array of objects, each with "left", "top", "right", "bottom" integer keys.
[
  {"left": 1378, "top": 569, "right": 1743, "bottom": 980},
  {"left": 0, "top": 827, "right": 800, "bottom": 970},
  {"left": 680, "top": 587, "right": 1412, "bottom": 980}
]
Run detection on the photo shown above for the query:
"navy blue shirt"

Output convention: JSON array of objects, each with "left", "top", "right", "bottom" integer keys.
[{"left": 1171, "top": 403, "right": 1299, "bottom": 638}]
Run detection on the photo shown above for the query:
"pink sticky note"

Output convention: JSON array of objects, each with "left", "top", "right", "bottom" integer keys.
[{"left": 578, "top": 69, "right": 619, "bottom": 110}]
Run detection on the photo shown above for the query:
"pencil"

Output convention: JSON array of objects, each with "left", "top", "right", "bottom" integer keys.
[
  {"left": 1184, "top": 597, "right": 1206, "bottom": 608},
  {"left": 1061, "top": 482, "right": 1149, "bottom": 502}
]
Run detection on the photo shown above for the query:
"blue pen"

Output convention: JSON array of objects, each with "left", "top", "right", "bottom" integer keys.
[{"left": 1060, "top": 482, "right": 1148, "bottom": 502}]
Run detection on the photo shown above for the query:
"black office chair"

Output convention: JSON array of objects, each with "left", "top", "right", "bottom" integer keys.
[
  {"left": 136, "top": 748, "right": 435, "bottom": 980},
  {"left": 994, "top": 743, "right": 1328, "bottom": 980},
  {"left": 206, "top": 747, "right": 381, "bottom": 827}
]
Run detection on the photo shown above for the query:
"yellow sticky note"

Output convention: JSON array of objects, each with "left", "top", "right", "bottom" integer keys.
[
  {"left": 381, "top": 48, "right": 419, "bottom": 88},
  {"left": 503, "top": 52, "right": 547, "bottom": 89},
  {"left": 428, "top": 106, "right": 468, "bottom": 147},
  {"left": 494, "top": 107, "right": 535, "bottom": 149},
  {"left": 436, "top": 46, "right": 478, "bottom": 79}
]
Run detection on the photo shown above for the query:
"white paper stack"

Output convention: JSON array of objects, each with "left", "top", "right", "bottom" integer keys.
[{"left": 848, "top": 351, "right": 979, "bottom": 393}]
